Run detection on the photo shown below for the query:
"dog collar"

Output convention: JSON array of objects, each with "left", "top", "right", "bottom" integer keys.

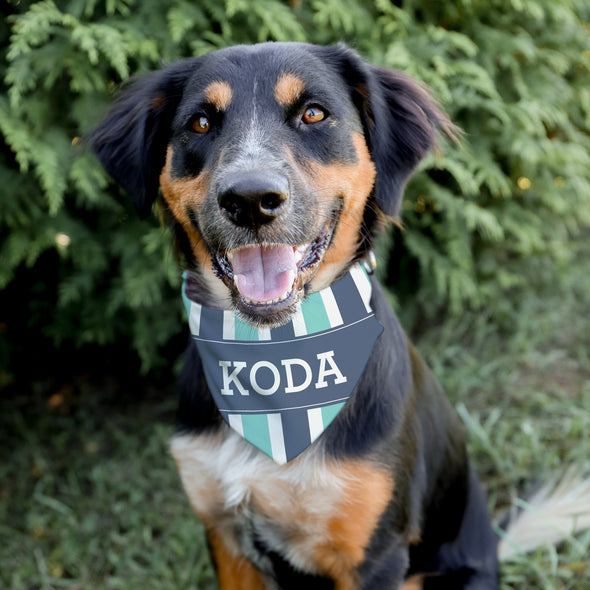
[{"left": 182, "top": 263, "right": 383, "bottom": 464}]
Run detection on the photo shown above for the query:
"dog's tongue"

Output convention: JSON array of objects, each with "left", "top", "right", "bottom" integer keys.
[{"left": 232, "top": 245, "right": 296, "bottom": 303}]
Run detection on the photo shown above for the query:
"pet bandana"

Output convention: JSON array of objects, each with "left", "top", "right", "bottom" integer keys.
[{"left": 182, "top": 263, "right": 383, "bottom": 464}]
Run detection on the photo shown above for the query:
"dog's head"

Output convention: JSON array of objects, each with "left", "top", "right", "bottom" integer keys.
[{"left": 92, "top": 43, "right": 453, "bottom": 326}]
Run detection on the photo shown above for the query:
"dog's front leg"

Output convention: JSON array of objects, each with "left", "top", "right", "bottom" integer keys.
[{"left": 206, "top": 528, "right": 273, "bottom": 590}]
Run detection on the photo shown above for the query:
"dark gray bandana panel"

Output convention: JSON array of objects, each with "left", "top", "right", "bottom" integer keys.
[{"left": 182, "top": 263, "right": 383, "bottom": 464}]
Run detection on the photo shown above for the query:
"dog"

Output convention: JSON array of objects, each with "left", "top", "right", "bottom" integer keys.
[{"left": 91, "top": 42, "right": 503, "bottom": 589}]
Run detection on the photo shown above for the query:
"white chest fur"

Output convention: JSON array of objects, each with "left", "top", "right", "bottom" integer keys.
[{"left": 170, "top": 429, "right": 365, "bottom": 574}]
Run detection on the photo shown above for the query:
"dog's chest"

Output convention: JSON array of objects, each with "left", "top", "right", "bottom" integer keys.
[{"left": 170, "top": 430, "right": 393, "bottom": 578}]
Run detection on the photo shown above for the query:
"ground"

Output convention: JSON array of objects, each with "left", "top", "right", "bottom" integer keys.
[{"left": 1, "top": 238, "right": 589, "bottom": 590}]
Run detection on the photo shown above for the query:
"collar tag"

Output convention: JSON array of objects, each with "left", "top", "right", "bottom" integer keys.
[{"left": 182, "top": 263, "right": 383, "bottom": 464}]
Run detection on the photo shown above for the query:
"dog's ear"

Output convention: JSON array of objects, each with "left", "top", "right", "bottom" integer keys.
[
  {"left": 362, "top": 65, "right": 458, "bottom": 218},
  {"left": 91, "top": 59, "right": 199, "bottom": 217},
  {"left": 320, "top": 45, "right": 457, "bottom": 218}
]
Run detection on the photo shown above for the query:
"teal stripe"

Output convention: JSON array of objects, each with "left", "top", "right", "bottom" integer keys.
[
  {"left": 301, "top": 291, "right": 331, "bottom": 334},
  {"left": 321, "top": 402, "right": 345, "bottom": 430},
  {"left": 181, "top": 273, "right": 191, "bottom": 318},
  {"left": 234, "top": 315, "right": 259, "bottom": 341},
  {"left": 241, "top": 414, "right": 273, "bottom": 459}
]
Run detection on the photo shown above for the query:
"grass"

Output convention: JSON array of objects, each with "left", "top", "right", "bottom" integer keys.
[
  {"left": 416, "top": 239, "right": 590, "bottom": 589},
  {"left": 1, "top": 239, "right": 589, "bottom": 589},
  {"left": 0, "top": 385, "right": 218, "bottom": 590}
]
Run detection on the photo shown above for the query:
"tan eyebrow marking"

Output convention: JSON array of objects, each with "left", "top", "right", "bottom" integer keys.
[
  {"left": 274, "top": 73, "right": 306, "bottom": 107},
  {"left": 204, "top": 81, "right": 233, "bottom": 111},
  {"left": 151, "top": 94, "right": 167, "bottom": 110}
]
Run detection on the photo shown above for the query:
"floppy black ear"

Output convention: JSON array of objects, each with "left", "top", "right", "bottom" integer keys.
[
  {"left": 363, "top": 65, "right": 458, "bottom": 217},
  {"left": 319, "top": 45, "right": 457, "bottom": 218},
  {"left": 91, "top": 59, "right": 199, "bottom": 217}
]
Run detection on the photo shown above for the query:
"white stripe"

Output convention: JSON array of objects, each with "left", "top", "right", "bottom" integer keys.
[
  {"left": 218, "top": 396, "right": 350, "bottom": 414},
  {"left": 307, "top": 408, "right": 324, "bottom": 443},
  {"left": 188, "top": 302, "right": 202, "bottom": 336},
  {"left": 193, "top": 315, "right": 373, "bottom": 346},
  {"left": 291, "top": 303, "right": 307, "bottom": 337},
  {"left": 228, "top": 414, "right": 244, "bottom": 437},
  {"left": 319, "top": 287, "right": 343, "bottom": 327},
  {"left": 267, "top": 414, "right": 287, "bottom": 465},
  {"left": 258, "top": 326, "right": 271, "bottom": 341},
  {"left": 350, "top": 263, "right": 372, "bottom": 313},
  {"left": 223, "top": 310, "right": 235, "bottom": 340}
]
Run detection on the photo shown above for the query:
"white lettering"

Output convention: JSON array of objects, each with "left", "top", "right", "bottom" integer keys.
[
  {"left": 250, "top": 361, "right": 280, "bottom": 396},
  {"left": 315, "top": 351, "right": 347, "bottom": 389},
  {"left": 219, "top": 352, "right": 348, "bottom": 396},
  {"left": 219, "top": 360, "right": 249, "bottom": 396},
  {"left": 281, "top": 358, "right": 313, "bottom": 393}
]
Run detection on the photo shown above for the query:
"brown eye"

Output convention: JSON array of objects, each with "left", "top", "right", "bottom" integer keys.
[
  {"left": 302, "top": 105, "right": 325, "bottom": 125},
  {"left": 192, "top": 115, "right": 211, "bottom": 134}
]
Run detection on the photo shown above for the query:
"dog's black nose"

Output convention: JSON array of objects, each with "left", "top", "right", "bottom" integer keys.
[{"left": 218, "top": 172, "right": 289, "bottom": 227}]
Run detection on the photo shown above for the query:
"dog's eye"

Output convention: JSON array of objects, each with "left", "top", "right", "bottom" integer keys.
[
  {"left": 302, "top": 105, "right": 326, "bottom": 125},
  {"left": 192, "top": 115, "right": 211, "bottom": 134}
]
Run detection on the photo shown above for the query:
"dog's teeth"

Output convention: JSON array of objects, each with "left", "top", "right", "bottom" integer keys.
[
  {"left": 240, "top": 286, "right": 294, "bottom": 306},
  {"left": 294, "top": 245, "right": 308, "bottom": 265}
]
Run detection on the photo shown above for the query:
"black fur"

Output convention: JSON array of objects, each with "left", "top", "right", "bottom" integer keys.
[{"left": 92, "top": 58, "right": 201, "bottom": 217}]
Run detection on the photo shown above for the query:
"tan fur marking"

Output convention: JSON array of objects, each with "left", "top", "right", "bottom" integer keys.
[
  {"left": 172, "top": 432, "right": 393, "bottom": 589},
  {"left": 204, "top": 80, "right": 233, "bottom": 111},
  {"left": 151, "top": 94, "right": 166, "bottom": 110},
  {"left": 275, "top": 73, "right": 306, "bottom": 107},
  {"left": 159, "top": 147, "right": 210, "bottom": 253},
  {"left": 311, "top": 461, "right": 393, "bottom": 589},
  {"left": 247, "top": 459, "right": 393, "bottom": 588},
  {"left": 208, "top": 529, "right": 270, "bottom": 589},
  {"left": 159, "top": 147, "right": 231, "bottom": 306},
  {"left": 403, "top": 575, "right": 425, "bottom": 590},
  {"left": 306, "top": 132, "right": 378, "bottom": 290}
]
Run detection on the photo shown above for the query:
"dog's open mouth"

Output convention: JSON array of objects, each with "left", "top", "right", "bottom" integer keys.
[{"left": 212, "top": 221, "right": 334, "bottom": 324}]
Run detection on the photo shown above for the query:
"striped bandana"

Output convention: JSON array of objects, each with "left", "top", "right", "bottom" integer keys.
[{"left": 182, "top": 263, "right": 383, "bottom": 464}]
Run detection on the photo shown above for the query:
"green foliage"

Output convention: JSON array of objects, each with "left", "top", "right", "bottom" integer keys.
[
  {"left": 1, "top": 0, "right": 590, "bottom": 372},
  {"left": 368, "top": 0, "right": 590, "bottom": 320}
]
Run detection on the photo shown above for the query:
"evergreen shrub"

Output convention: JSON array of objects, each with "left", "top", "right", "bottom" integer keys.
[{"left": 1, "top": 0, "right": 589, "bottom": 374}]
